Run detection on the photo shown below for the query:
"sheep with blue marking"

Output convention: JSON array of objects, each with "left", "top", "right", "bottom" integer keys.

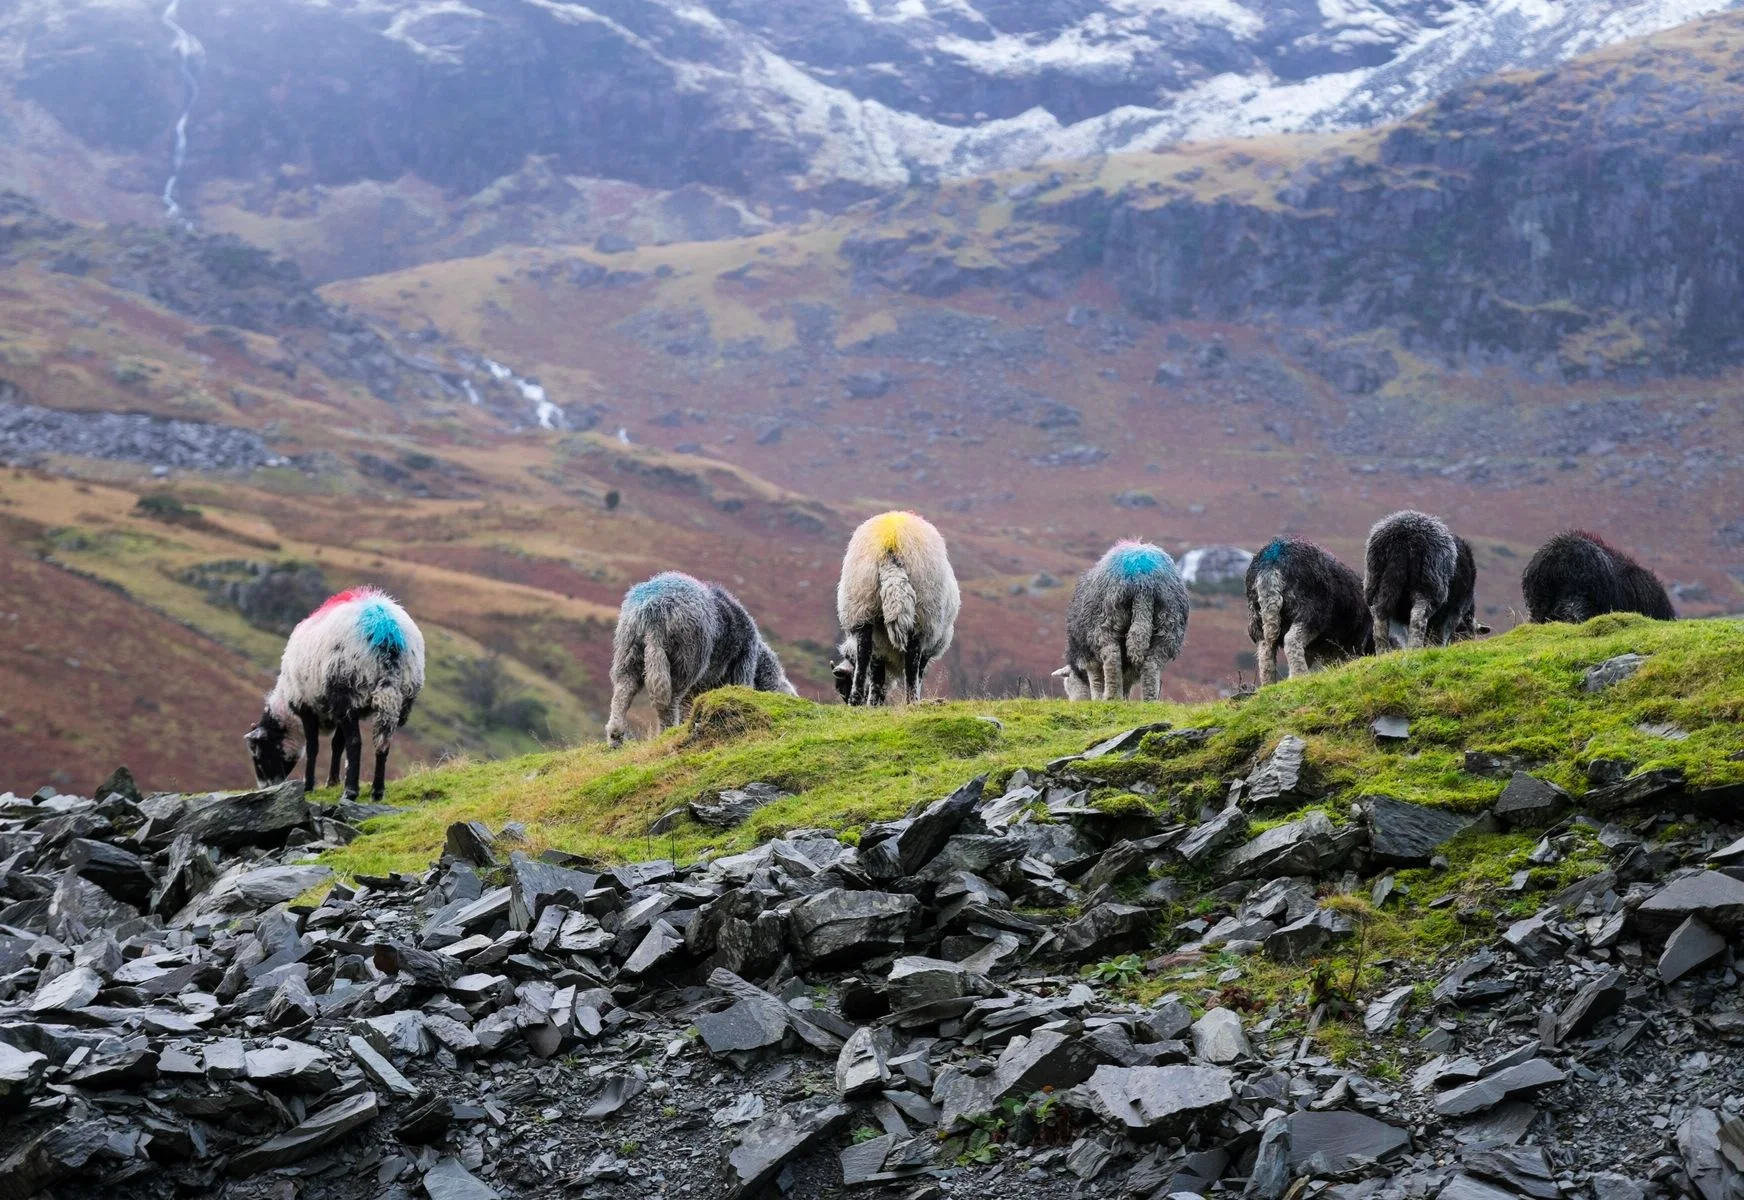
[
  {"left": 245, "top": 587, "right": 425, "bottom": 802},
  {"left": 1521, "top": 531, "right": 1675, "bottom": 623},
  {"left": 835, "top": 511, "right": 960, "bottom": 705},
  {"left": 1058, "top": 540, "right": 1189, "bottom": 701},
  {"left": 605, "top": 571, "right": 796, "bottom": 746},
  {"left": 1246, "top": 537, "right": 1372, "bottom": 686},
  {"left": 1364, "top": 510, "right": 1469, "bottom": 651}
]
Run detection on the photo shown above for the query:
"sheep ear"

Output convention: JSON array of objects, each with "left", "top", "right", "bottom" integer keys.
[
  {"left": 244, "top": 728, "right": 265, "bottom": 744},
  {"left": 1051, "top": 666, "right": 1071, "bottom": 678}
]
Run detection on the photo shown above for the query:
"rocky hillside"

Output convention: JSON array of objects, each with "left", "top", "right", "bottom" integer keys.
[
  {"left": 2, "top": 617, "right": 1742, "bottom": 1197},
  {"left": 4, "top": 0, "right": 1741, "bottom": 273}
]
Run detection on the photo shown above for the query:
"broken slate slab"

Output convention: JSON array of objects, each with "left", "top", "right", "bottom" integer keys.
[
  {"left": 1246, "top": 735, "right": 1317, "bottom": 805},
  {"left": 182, "top": 780, "right": 311, "bottom": 849},
  {"left": 690, "top": 782, "right": 792, "bottom": 829},
  {"left": 1217, "top": 811, "right": 1347, "bottom": 880},
  {"left": 787, "top": 889, "right": 919, "bottom": 966},
  {"left": 1055, "top": 902, "right": 1151, "bottom": 960},
  {"left": 1494, "top": 773, "right": 1568, "bottom": 828},
  {"left": 1363, "top": 796, "right": 1473, "bottom": 866},
  {"left": 860, "top": 775, "right": 985, "bottom": 881},
  {"left": 1434, "top": 1059, "right": 1566, "bottom": 1118},
  {"left": 28, "top": 966, "right": 102, "bottom": 1013},
  {"left": 1371, "top": 716, "right": 1411, "bottom": 743},
  {"left": 1583, "top": 654, "right": 1645, "bottom": 692},
  {"left": 1554, "top": 967, "right": 1627, "bottom": 1042},
  {"left": 1282, "top": 1110, "right": 1411, "bottom": 1172},
  {"left": 507, "top": 856, "right": 598, "bottom": 931},
  {"left": 423, "top": 1155, "right": 503, "bottom": 1200},
  {"left": 1586, "top": 769, "right": 1686, "bottom": 813},
  {"left": 1365, "top": 985, "right": 1416, "bottom": 1035},
  {"left": 1634, "top": 871, "right": 1744, "bottom": 938},
  {"left": 726, "top": 1098, "right": 852, "bottom": 1198},
  {"left": 1659, "top": 915, "right": 1727, "bottom": 985},
  {"left": 1191, "top": 1007, "right": 1252, "bottom": 1064},
  {"left": 1175, "top": 806, "right": 1247, "bottom": 865},
  {"left": 227, "top": 1090, "right": 380, "bottom": 1175},
  {"left": 1071, "top": 1064, "right": 1235, "bottom": 1134}
]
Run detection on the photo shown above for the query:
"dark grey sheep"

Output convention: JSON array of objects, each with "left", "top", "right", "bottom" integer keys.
[
  {"left": 1521, "top": 531, "right": 1675, "bottom": 623},
  {"left": 1364, "top": 510, "right": 1461, "bottom": 650},
  {"left": 605, "top": 572, "right": 796, "bottom": 746},
  {"left": 1246, "top": 537, "right": 1373, "bottom": 685},
  {"left": 1061, "top": 540, "right": 1190, "bottom": 700}
]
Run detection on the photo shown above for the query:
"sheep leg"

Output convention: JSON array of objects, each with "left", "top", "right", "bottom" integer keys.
[
  {"left": 1407, "top": 596, "right": 1433, "bottom": 650},
  {"left": 341, "top": 715, "right": 363, "bottom": 802},
  {"left": 372, "top": 747, "right": 389, "bottom": 802},
  {"left": 1283, "top": 624, "right": 1312, "bottom": 678},
  {"left": 326, "top": 727, "right": 345, "bottom": 789},
  {"left": 1084, "top": 658, "right": 1105, "bottom": 701},
  {"left": 904, "top": 646, "right": 923, "bottom": 703},
  {"left": 298, "top": 709, "right": 320, "bottom": 792},
  {"left": 1369, "top": 605, "right": 1392, "bottom": 655},
  {"left": 1256, "top": 637, "right": 1278, "bottom": 686},
  {"left": 1099, "top": 643, "right": 1125, "bottom": 701},
  {"left": 1140, "top": 656, "right": 1163, "bottom": 702},
  {"left": 605, "top": 655, "right": 641, "bottom": 746},
  {"left": 870, "top": 657, "right": 888, "bottom": 705},
  {"left": 851, "top": 628, "right": 875, "bottom": 706}
]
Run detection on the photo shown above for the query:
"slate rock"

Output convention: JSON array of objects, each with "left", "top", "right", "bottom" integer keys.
[
  {"left": 0, "top": 1042, "right": 48, "bottom": 1111},
  {"left": 1284, "top": 1109, "right": 1411, "bottom": 1172},
  {"left": 1583, "top": 654, "right": 1645, "bottom": 692},
  {"left": 349, "top": 1036, "right": 421, "bottom": 1099},
  {"left": 64, "top": 838, "right": 155, "bottom": 908},
  {"left": 1434, "top": 1059, "right": 1566, "bottom": 1117},
  {"left": 228, "top": 1090, "right": 380, "bottom": 1174},
  {"left": 1056, "top": 902, "right": 1152, "bottom": 960},
  {"left": 94, "top": 765, "right": 143, "bottom": 804},
  {"left": 1659, "top": 915, "right": 1727, "bottom": 985},
  {"left": 1176, "top": 806, "right": 1248, "bottom": 864},
  {"left": 182, "top": 780, "right": 311, "bottom": 849},
  {"left": 1371, "top": 716, "right": 1410, "bottom": 743},
  {"left": 28, "top": 965, "right": 102, "bottom": 1013},
  {"left": 1246, "top": 735, "right": 1316, "bottom": 805},
  {"left": 422, "top": 1155, "right": 502, "bottom": 1200},
  {"left": 1073, "top": 1064, "right": 1235, "bottom": 1133},
  {"left": 1365, "top": 985, "right": 1416, "bottom": 1035},
  {"left": 697, "top": 983, "right": 789, "bottom": 1057},
  {"left": 1461, "top": 1144, "right": 1561, "bottom": 1199},
  {"left": 444, "top": 821, "right": 497, "bottom": 867},
  {"left": 0, "top": 1117, "right": 114, "bottom": 1197},
  {"left": 994, "top": 1028, "right": 1099, "bottom": 1097},
  {"left": 1494, "top": 773, "right": 1568, "bottom": 828},
  {"left": 861, "top": 776, "right": 985, "bottom": 881},
  {"left": 1635, "top": 871, "right": 1744, "bottom": 938},
  {"left": 1586, "top": 768, "right": 1686, "bottom": 813},
  {"left": 836, "top": 1026, "right": 893, "bottom": 1097},
  {"left": 1217, "top": 811, "right": 1344, "bottom": 880},
  {"left": 1364, "top": 796, "right": 1472, "bottom": 866},
  {"left": 1501, "top": 914, "right": 1568, "bottom": 967},
  {"left": 1553, "top": 967, "right": 1626, "bottom": 1041},
  {"left": 787, "top": 889, "right": 919, "bottom": 966},
  {"left": 691, "top": 782, "right": 791, "bottom": 828},
  {"left": 727, "top": 1097, "right": 852, "bottom": 1197},
  {"left": 1191, "top": 1007, "right": 1251, "bottom": 1064},
  {"left": 245, "top": 1040, "right": 338, "bottom": 1090},
  {"left": 621, "top": 919, "right": 685, "bottom": 976},
  {"left": 582, "top": 1073, "right": 647, "bottom": 1119},
  {"left": 1440, "top": 1174, "right": 1524, "bottom": 1200},
  {"left": 507, "top": 856, "right": 598, "bottom": 931}
]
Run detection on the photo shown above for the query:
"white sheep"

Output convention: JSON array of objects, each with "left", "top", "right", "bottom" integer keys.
[
  {"left": 835, "top": 511, "right": 960, "bottom": 705},
  {"left": 605, "top": 571, "right": 795, "bottom": 746},
  {"left": 1059, "top": 540, "right": 1189, "bottom": 701},
  {"left": 245, "top": 587, "right": 425, "bottom": 801}
]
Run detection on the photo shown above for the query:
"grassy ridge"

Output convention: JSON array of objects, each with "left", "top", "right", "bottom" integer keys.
[{"left": 325, "top": 615, "right": 1744, "bottom": 877}]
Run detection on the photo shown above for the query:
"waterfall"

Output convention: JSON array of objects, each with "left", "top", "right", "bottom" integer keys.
[
  {"left": 160, "top": 0, "right": 204, "bottom": 228},
  {"left": 483, "top": 359, "right": 566, "bottom": 430}
]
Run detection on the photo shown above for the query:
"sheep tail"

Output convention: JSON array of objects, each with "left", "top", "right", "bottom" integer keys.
[
  {"left": 878, "top": 556, "right": 917, "bottom": 654},
  {"left": 1125, "top": 587, "right": 1155, "bottom": 670},
  {"left": 643, "top": 631, "right": 674, "bottom": 714}
]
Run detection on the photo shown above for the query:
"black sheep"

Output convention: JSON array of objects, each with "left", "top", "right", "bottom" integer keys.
[
  {"left": 1521, "top": 531, "right": 1675, "bottom": 623},
  {"left": 1246, "top": 537, "right": 1374, "bottom": 686}
]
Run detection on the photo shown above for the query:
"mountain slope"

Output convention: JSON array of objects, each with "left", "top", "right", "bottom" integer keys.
[{"left": 4, "top": 0, "right": 1741, "bottom": 277}]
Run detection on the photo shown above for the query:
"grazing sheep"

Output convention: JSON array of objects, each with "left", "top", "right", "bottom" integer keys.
[
  {"left": 1246, "top": 537, "right": 1373, "bottom": 686},
  {"left": 246, "top": 587, "right": 425, "bottom": 802},
  {"left": 1521, "top": 531, "right": 1676, "bottom": 623},
  {"left": 836, "top": 511, "right": 960, "bottom": 705},
  {"left": 1051, "top": 665, "right": 1091, "bottom": 701},
  {"left": 1364, "top": 510, "right": 1462, "bottom": 651},
  {"left": 605, "top": 572, "right": 796, "bottom": 747},
  {"left": 1437, "top": 536, "right": 1486, "bottom": 643},
  {"left": 1061, "top": 540, "right": 1189, "bottom": 701}
]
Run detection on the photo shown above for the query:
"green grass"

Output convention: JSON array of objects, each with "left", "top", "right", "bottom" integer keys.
[{"left": 324, "top": 615, "right": 1743, "bottom": 880}]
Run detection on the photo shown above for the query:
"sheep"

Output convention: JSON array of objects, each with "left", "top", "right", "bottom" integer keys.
[
  {"left": 836, "top": 510, "right": 960, "bottom": 705},
  {"left": 605, "top": 571, "right": 796, "bottom": 747},
  {"left": 1246, "top": 537, "right": 1373, "bottom": 685},
  {"left": 245, "top": 587, "right": 425, "bottom": 802},
  {"left": 1363, "top": 510, "right": 1465, "bottom": 651},
  {"left": 1059, "top": 540, "right": 1189, "bottom": 701},
  {"left": 1521, "top": 531, "right": 1675, "bottom": 623}
]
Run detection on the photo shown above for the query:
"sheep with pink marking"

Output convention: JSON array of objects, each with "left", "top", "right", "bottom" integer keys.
[{"left": 245, "top": 587, "right": 425, "bottom": 802}]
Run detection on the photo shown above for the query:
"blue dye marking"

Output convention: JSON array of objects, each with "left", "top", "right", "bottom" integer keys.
[
  {"left": 627, "top": 573, "right": 690, "bottom": 607},
  {"left": 1257, "top": 539, "right": 1288, "bottom": 566},
  {"left": 355, "top": 598, "right": 407, "bottom": 656},
  {"left": 1111, "top": 542, "right": 1171, "bottom": 579}
]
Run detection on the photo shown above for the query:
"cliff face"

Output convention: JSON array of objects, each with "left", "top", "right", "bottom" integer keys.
[{"left": 1100, "top": 21, "right": 1744, "bottom": 375}]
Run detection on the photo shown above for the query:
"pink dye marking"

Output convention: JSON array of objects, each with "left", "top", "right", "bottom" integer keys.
[{"left": 312, "top": 586, "right": 381, "bottom": 616}]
